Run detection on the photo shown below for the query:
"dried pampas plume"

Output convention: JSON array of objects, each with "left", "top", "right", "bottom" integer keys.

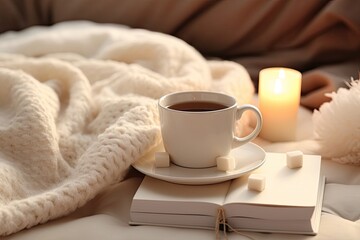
[{"left": 312, "top": 79, "right": 360, "bottom": 165}]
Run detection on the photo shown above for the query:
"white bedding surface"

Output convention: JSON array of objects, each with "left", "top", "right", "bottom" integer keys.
[{"left": 5, "top": 107, "right": 360, "bottom": 240}]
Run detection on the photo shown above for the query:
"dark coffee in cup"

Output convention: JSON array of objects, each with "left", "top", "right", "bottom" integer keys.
[{"left": 168, "top": 101, "right": 227, "bottom": 112}]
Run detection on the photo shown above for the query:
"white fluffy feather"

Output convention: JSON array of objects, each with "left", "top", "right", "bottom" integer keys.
[{"left": 313, "top": 79, "right": 360, "bottom": 165}]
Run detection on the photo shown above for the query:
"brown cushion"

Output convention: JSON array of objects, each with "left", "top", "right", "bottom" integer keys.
[{"left": 1, "top": 0, "right": 359, "bottom": 88}]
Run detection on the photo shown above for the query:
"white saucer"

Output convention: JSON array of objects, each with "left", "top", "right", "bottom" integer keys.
[{"left": 132, "top": 142, "right": 266, "bottom": 185}]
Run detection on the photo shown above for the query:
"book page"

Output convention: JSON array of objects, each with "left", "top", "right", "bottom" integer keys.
[
  {"left": 226, "top": 177, "right": 326, "bottom": 234},
  {"left": 131, "top": 177, "right": 231, "bottom": 217},
  {"left": 223, "top": 153, "right": 321, "bottom": 218}
]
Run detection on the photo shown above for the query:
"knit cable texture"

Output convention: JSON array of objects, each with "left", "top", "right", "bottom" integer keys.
[{"left": 0, "top": 21, "right": 254, "bottom": 235}]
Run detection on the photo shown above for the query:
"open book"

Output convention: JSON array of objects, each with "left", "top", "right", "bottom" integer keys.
[{"left": 130, "top": 153, "right": 324, "bottom": 235}]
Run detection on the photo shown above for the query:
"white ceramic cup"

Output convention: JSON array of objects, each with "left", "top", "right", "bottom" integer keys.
[{"left": 158, "top": 91, "right": 263, "bottom": 168}]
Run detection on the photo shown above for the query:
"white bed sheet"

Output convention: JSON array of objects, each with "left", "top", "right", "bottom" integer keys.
[{"left": 4, "top": 107, "right": 360, "bottom": 240}]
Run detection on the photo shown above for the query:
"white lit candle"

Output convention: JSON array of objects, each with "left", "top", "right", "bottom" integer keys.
[{"left": 258, "top": 68, "right": 302, "bottom": 141}]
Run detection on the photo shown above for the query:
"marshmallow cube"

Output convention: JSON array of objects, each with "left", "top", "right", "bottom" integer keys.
[
  {"left": 216, "top": 155, "right": 236, "bottom": 171},
  {"left": 286, "top": 151, "right": 303, "bottom": 169},
  {"left": 154, "top": 152, "right": 170, "bottom": 168},
  {"left": 248, "top": 174, "right": 266, "bottom": 192}
]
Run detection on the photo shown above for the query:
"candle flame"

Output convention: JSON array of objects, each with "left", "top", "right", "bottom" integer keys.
[
  {"left": 274, "top": 79, "right": 282, "bottom": 94},
  {"left": 274, "top": 69, "right": 285, "bottom": 94}
]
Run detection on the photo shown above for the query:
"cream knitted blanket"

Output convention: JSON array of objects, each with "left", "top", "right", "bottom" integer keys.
[{"left": 0, "top": 21, "right": 254, "bottom": 235}]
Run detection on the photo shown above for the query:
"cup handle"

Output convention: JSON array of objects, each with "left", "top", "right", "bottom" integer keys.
[{"left": 232, "top": 104, "right": 263, "bottom": 148}]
